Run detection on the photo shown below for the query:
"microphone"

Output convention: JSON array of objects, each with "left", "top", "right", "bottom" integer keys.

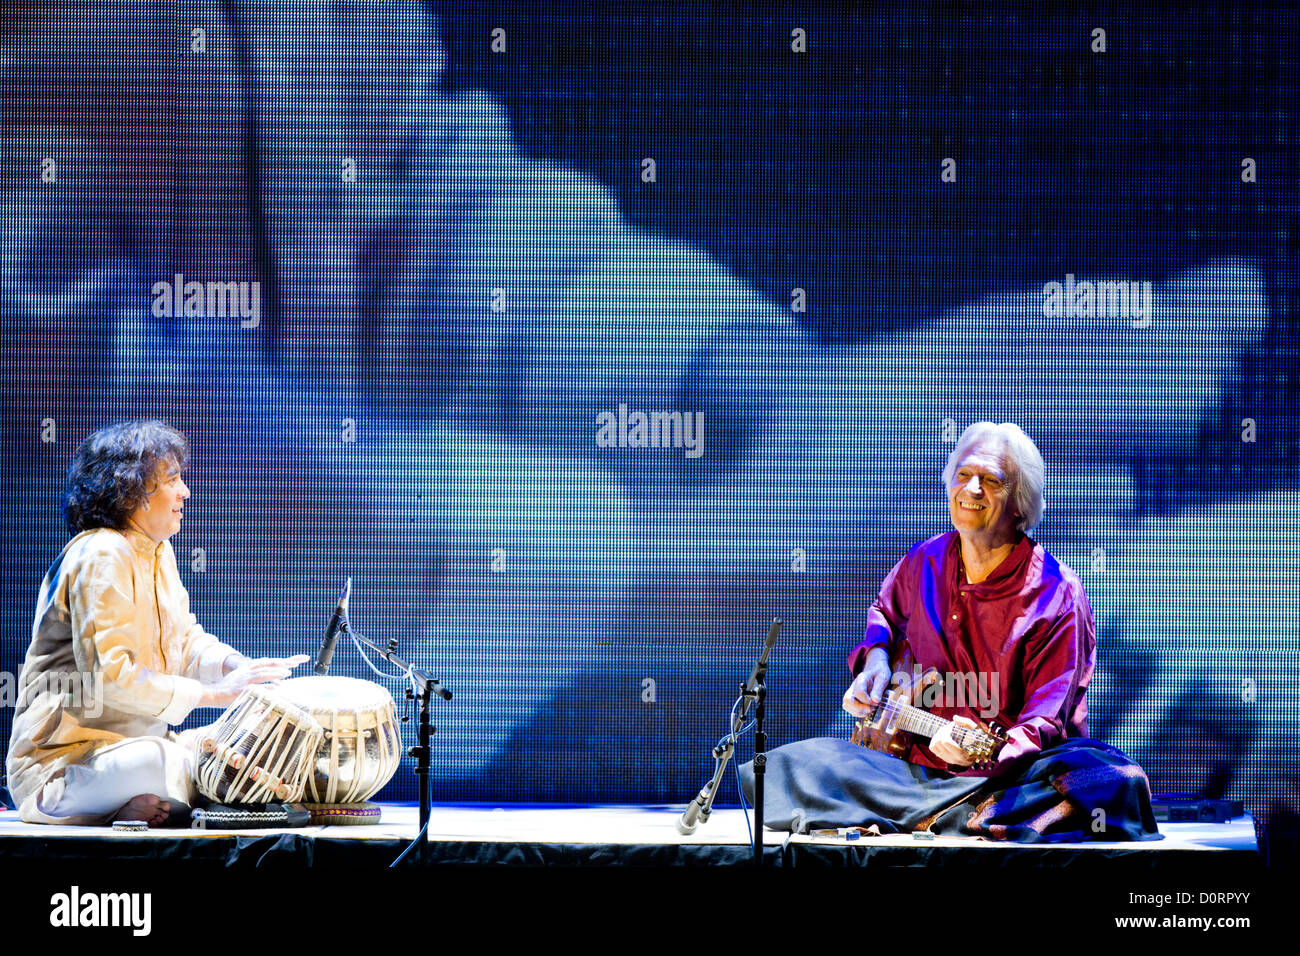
[
  {"left": 314, "top": 577, "right": 352, "bottom": 676},
  {"left": 744, "top": 618, "right": 781, "bottom": 700},
  {"left": 675, "top": 781, "right": 715, "bottom": 836}
]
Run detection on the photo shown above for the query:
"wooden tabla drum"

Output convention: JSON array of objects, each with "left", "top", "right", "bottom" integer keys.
[
  {"left": 274, "top": 676, "right": 402, "bottom": 804},
  {"left": 193, "top": 685, "right": 324, "bottom": 804}
]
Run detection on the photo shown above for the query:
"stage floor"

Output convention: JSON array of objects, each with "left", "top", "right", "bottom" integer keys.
[{"left": 0, "top": 803, "right": 1261, "bottom": 867}]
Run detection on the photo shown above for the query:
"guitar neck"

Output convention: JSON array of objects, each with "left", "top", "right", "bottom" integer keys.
[
  {"left": 890, "top": 700, "right": 984, "bottom": 751},
  {"left": 892, "top": 702, "right": 950, "bottom": 740}
]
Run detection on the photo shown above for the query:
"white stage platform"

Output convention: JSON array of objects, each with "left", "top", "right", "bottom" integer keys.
[{"left": 0, "top": 802, "right": 1260, "bottom": 867}]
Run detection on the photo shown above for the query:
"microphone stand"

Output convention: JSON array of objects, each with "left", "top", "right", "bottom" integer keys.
[
  {"left": 751, "top": 662, "right": 767, "bottom": 869},
  {"left": 676, "top": 618, "right": 780, "bottom": 869},
  {"left": 341, "top": 619, "right": 451, "bottom": 867}
]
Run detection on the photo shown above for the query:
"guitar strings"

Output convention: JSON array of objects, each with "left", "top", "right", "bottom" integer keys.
[{"left": 875, "top": 694, "right": 1002, "bottom": 755}]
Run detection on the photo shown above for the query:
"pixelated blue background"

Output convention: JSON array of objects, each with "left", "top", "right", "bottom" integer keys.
[{"left": 1, "top": 2, "right": 1296, "bottom": 856}]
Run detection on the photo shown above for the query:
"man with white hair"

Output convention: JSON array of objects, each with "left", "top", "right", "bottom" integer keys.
[
  {"left": 845, "top": 420, "right": 1086, "bottom": 776},
  {"left": 745, "top": 422, "right": 1157, "bottom": 842}
]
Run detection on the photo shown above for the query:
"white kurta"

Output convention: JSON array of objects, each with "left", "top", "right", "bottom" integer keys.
[{"left": 6, "top": 527, "right": 240, "bottom": 824}]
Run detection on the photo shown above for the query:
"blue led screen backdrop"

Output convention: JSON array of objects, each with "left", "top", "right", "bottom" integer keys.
[{"left": 1, "top": 2, "right": 1296, "bottom": 854}]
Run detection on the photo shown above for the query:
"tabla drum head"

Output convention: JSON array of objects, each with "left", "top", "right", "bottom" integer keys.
[{"left": 276, "top": 676, "right": 394, "bottom": 712}]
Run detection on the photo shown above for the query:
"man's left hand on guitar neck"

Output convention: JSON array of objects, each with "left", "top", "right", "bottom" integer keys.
[{"left": 928, "top": 715, "right": 980, "bottom": 768}]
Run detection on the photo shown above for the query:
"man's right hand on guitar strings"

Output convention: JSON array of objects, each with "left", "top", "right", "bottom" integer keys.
[{"left": 842, "top": 646, "right": 892, "bottom": 718}]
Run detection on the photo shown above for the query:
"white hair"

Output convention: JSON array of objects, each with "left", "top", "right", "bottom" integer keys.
[{"left": 942, "top": 422, "right": 1046, "bottom": 533}]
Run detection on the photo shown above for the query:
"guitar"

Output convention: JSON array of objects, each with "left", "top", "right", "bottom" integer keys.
[{"left": 849, "top": 646, "right": 1007, "bottom": 770}]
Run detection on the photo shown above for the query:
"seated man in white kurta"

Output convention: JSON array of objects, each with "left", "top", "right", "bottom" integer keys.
[{"left": 5, "top": 420, "right": 307, "bottom": 826}]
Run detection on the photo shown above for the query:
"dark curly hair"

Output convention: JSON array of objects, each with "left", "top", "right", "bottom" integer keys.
[{"left": 62, "top": 420, "right": 190, "bottom": 534}]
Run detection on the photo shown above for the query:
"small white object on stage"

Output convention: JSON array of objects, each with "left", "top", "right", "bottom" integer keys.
[
  {"left": 274, "top": 676, "right": 403, "bottom": 804},
  {"left": 194, "top": 685, "right": 325, "bottom": 804}
]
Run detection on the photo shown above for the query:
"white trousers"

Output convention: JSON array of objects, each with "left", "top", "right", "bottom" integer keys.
[{"left": 35, "top": 732, "right": 202, "bottom": 819}]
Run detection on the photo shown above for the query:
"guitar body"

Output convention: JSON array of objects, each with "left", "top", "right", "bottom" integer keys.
[
  {"left": 848, "top": 688, "right": 916, "bottom": 758},
  {"left": 848, "top": 643, "right": 935, "bottom": 761}
]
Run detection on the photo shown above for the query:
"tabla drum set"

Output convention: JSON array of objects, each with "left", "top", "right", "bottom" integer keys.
[{"left": 193, "top": 676, "right": 403, "bottom": 823}]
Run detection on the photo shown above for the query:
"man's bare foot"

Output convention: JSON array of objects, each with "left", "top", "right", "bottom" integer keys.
[{"left": 112, "top": 794, "right": 170, "bottom": 827}]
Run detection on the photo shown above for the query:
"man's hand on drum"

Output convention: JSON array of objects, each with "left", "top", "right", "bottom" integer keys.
[
  {"left": 220, "top": 652, "right": 310, "bottom": 676},
  {"left": 842, "top": 647, "right": 892, "bottom": 718},
  {"left": 200, "top": 654, "right": 311, "bottom": 708}
]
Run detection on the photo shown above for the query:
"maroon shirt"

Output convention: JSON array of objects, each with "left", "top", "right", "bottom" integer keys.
[{"left": 847, "top": 530, "right": 1096, "bottom": 777}]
